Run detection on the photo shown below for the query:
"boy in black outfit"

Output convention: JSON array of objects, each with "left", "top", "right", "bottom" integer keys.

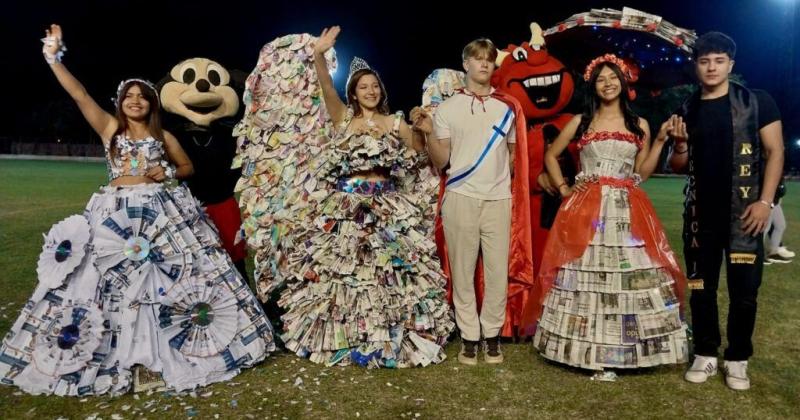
[{"left": 668, "top": 32, "right": 784, "bottom": 391}]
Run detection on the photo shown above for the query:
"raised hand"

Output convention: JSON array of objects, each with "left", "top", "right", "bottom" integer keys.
[
  {"left": 410, "top": 106, "right": 433, "bottom": 134},
  {"left": 42, "top": 24, "right": 65, "bottom": 63},
  {"left": 657, "top": 115, "right": 688, "bottom": 143},
  {"left": 314, "top": 26, "right": 340, "bottom": 55},
  {"left": 669, "top": 115, "right": 688, "bottom": 142}
]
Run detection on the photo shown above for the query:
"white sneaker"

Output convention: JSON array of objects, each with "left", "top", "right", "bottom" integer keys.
[
  {"left": 684, "top": 355, "right": 718, "bottom": 383},
  {"left": 766, "top": 253, "right": 792, "bottom": 264},
  {"left": 777, "top": 246, "right": 796, "bottom": 259},
  {"left": 723, "top": 360, "right": 751, "bottom": 391}
]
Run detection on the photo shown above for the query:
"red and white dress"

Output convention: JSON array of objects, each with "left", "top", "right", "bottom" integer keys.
[{"left": 531, "top": 131, "right": 688, "bottom": 369}]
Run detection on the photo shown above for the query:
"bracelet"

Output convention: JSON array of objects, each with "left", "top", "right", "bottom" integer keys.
[
  {"left": 758, "top": 200, "right": 774, "bottom": 209},
  {"left": 557, "top": 181, "right": 568, "bottom": 190},
  {"left": 41, "top": 36, "right": 67, "bottom": 64},
  {"left": 164, "top": 165, "right": 176, "bottom": 180},
  {"left": 160, "top": 160, "right": 177, "bottom": 180}
]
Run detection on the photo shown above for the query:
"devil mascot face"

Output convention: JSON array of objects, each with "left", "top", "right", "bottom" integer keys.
[
  {"left": 492, "top": 23, "right": 574, "bottom": 121},
  {"left": 492, "top": 23, "right": 579, "bottom": 278}
]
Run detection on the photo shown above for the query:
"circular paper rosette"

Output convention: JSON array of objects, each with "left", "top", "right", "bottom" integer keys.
[
  {"left": 158, "top": 272, "right": 240, "bottom": 358},
  {"left": 30, "top": 303, "right": 106, "bottom": 377},
  {"left": 93, "top": 205, "right": 191, "bottom": 303},
  {"left": 36, "top": 215, "right": 92, "bottom": 289}
]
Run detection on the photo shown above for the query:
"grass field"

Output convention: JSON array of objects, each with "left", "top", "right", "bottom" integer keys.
[{"left": 0, "top": 160, "right": 797, "bottom": 419}]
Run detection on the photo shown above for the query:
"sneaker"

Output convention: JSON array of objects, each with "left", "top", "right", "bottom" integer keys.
[
  {"left": 776, "top": 246, "right": 796, "bottom": 259},
  {"left": 458, "top": 340, "right": 479, "bottom": 365},
  {"left": 484, "top": 336, "right": 504, "bottom": 364},
  {"left": 684, "top": 355, "right": 718, "bottom": 383},
  {"left": 722, "top": 360, "right": 750, "bottom": 390},
  {"left": 763, "top": 259, "right": 773, "bottom": 266},
  {"left": 766, "top": 253, "right": 792, "bottom": 264}
]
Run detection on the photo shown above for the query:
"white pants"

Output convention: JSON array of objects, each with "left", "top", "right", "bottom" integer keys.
[
  {"left": 765, "top": 202, "right": 787, "bottom": 253},
  {"left": 441, "top": 191, "right": 511, "bottom": 341}
]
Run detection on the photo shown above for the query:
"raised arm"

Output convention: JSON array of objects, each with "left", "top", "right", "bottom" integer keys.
[
  {"left": 43, "top": 24, "right": 117, "bottom": 143},
  {"left": 411, "top": 106, "right": 450, "bottom": 170},
  {"left": 312, "top": 26, "right": 347, "bottom": 125},
  {"left": 397, "top": 119, "right": 426, "bottom": 152},
  {"left": 666, "top": 114, "right": 690, "bottom": 174},
  {"left": 640, "top": 115, "right": 688, "bottom": 180}
]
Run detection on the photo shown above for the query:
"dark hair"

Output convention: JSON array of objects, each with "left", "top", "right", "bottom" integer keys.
[
  {"left": 693, "top": 31, "right": 736, "bottom": 60},
  {"left": 575, "top": 62, "right": 644, "bottom": 140},
  {"left": 345, "top": 69, "right": 390, "bottom": 117},
  {"left": 110, "top": 80, "right": 164, "bottom": 157}
]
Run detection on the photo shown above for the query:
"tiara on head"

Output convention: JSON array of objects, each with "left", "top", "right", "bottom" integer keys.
[
  {"left": 346, "top": 56, "right": 379, "bottom": 88},
  {"left": 348, "top": 56, "right": 371, "bottom": 78},
  {"left": 583, "top": 54, "right": 632, "bottom": 82},
  {"left": 114, "top": 78, "right": 159, "bottom": 107}
]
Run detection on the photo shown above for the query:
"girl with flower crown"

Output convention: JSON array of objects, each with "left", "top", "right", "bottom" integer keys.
[
  {"left": 0, "top": 24, "right": 275, "bottom": 396},
  {"left": 253, "top": 26, "right": 455, "bottom": 368},
  {"left": 522, "top": 54, "right": 690, "bottom": 371}
]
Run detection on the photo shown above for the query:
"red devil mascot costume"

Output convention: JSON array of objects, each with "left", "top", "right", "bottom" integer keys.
[{"left": 490, "top": 23, "right": 580, "bottom": 336}]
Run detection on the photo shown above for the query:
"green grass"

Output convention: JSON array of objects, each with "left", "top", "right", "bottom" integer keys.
[{"left": 0, "top": 160, "right": 798, "bottom": 419}]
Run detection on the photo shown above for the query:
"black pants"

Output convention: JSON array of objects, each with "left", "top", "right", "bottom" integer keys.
[{"left": 687, "top": 231, "right": 764, "bottom": 361}]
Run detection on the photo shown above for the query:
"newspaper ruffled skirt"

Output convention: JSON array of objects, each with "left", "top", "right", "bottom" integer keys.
[
  {"left": 0, "top": 183, "right": 275, "bottom": 396},
  {"left": 276, "top": 180, "right": 455, "bottom": 368},
  {"left": 533, "top": 184, "right": 689, "bottom": 369}
]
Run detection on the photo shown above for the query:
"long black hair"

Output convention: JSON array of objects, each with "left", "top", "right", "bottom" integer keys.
[{"left": 574, "top": 62, "right": 644, "bottom": 140}]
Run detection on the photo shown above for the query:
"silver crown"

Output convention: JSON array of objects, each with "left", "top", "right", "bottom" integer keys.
[
  {"left": 349, "top": 56, "right": 372, "bottom": 76},
  {"left": 346, "top": 57, "right": 376, "bottom": 86},
  {"left": 113, "top": 78, "right": 159, "bottom": 107}
]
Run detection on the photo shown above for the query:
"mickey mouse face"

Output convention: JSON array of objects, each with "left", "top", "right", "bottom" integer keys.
[{"left": 160, "top": 58, "right": 239, "bottom": 126}]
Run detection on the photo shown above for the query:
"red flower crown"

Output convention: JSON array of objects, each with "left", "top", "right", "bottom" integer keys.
[
  {"left": 583, "top": 54, "right": 631, "bottom": 82},
  {"left": 583, "top": 53, "right": 637, "bottom": 100}
]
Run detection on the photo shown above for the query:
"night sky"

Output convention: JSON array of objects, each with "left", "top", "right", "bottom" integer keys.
[{"left": 2, "top": 0, "right": 799, "bottom": 164}]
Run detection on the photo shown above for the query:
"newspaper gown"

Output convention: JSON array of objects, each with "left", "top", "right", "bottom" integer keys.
[
  {"left": 532, "top": 131, "right": 689, "bottom": 369},
  {"left": 233, "top": 34, "right": 453, "bottom": 368},
  {"left": 0, "top": 135, "right": 275, "bottom": 396}
]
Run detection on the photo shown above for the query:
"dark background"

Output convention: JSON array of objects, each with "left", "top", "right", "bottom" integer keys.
[{"left": 2, "top": 0, "right": 798, "bottom": 168}]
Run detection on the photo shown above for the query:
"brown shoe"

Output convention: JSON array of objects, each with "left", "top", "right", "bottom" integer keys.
[
  {"left": 484, "top": 336, "right": 504, "bottom": 364},
  {"left": 458, "top": 339, "right": 479, "bottom": 365}
]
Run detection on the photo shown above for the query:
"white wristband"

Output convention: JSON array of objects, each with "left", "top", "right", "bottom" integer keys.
[
  {"left": 41, "top": 36, "right": 67, "bottom": 64},
  {"left": 160, "top": 160, "right": 177, "bottom": 180}
]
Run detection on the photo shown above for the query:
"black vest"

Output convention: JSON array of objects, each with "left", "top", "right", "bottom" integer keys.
[{"left": 680, "top": 82, "right": 762, "bottom": 289}]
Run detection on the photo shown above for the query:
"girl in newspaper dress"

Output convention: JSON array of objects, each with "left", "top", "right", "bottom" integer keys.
[
  {"left": 0, "top": 25, "right": 274, "bottom": 396},
  {"left": 235, "top": 27, "right": 453, "bottom": 368},
  {"left": 525, "top": 55, "right": 689, "bottom": 371}
]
